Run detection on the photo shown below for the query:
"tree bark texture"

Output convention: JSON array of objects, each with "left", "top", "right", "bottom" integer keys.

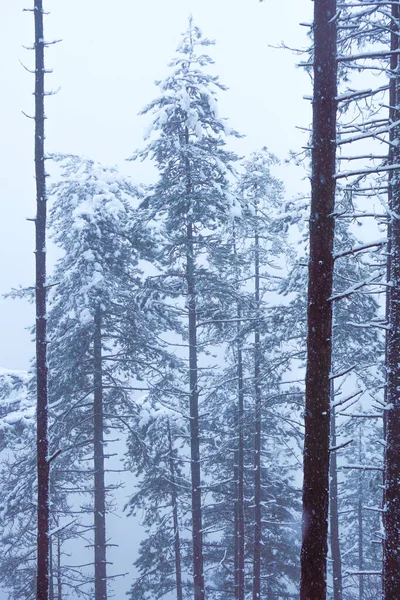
[
  {"left": 94, "top": 308, "right": 107, "bottom": 600},
  {"left": 300, "top": 1, "right": 337, "bottom": 599},
  {"left": 253, "top": 219, "right": 262, "bottom": 600},
  {"left": 167, "top": 420, "right": 184, "bottom": 600},
  {"left": 329, "top": 399, "right": 343, "bottom": 600},
  {"left": 34, "top": 1, "right": 50, "bottom": 599},
  {"left": 383, "top": 5, "right": 400, "bottom": 600}
]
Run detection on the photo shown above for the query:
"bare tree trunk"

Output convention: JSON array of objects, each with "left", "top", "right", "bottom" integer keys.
[
  {"left": 34, "top": 1, "right": 50, "bottom": 599},
  {"left": 330, "top": 391, "right": 343, "bottom": 600},
  {"left": 57, "top": 535, "right": 62, "bottom": 600},
  {"left": 253, "top": 217, "right": 262, "bottom": 600},
  {"left": 300, "top": 1, "right": 337, "bottom": 599},
  {"left": 49, "top": 537, "right": 54, "bottom": 600},
  {"left": 186, "top": 219, "right": 205, "bottom": 600},
  {"left": 167, "top": 420, "right": 183, "bottom": 600},
  {"left": 383, "top": 5, "right": 400, "bottom": 599},
  {"left": 94, "top": 307, "right": 107, "bottom": 600},
  {"left": 358, "top": 429, "right": 364, "bottom": 600},
  {"left": 234, "top": 329, "right": 245, "bottom": 600},
  {"left": 233, "top": 232, "right": 245, "bottom": 600},
  {"left": 184, "top": 126, "right": 205, "bottom": 600}
]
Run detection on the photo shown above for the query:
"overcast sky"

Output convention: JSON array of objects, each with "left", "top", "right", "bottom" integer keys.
[
  {"left": 0, "top": 0, "right": 311, "bottom": 372},
  {"left": 0, "top": 1, "right": 312, "bottom": 596}
]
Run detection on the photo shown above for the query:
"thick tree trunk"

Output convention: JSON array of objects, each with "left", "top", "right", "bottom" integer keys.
[
  {"left": 34, "top": 2, "right": 50, "bottom": 599},
  {"left": 383, "top": 5, "right": 400, "bottom": 599},
  {"left": 253, "top": 220, "right": 262, "bottom": 600},
  {"left": 329, "top": 396, "right": 343, "bottom": 600},
  {"left": 167, "top": 420, "right": 184, "bottom": 600},
  {"left": 93, "top": 308, "right": 107, "bottom": 600},
  {"left": 300, "top": 1, "right": 337, "bottom": 599},
  {"left": 186, "top": 219, "right": 205, "bottom": 600}
]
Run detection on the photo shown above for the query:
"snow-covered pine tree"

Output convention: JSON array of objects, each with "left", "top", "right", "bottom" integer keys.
[
  {"left": 279, "top": 189, "right": 385, "bottom": 600},
  {"left": 337, "top": 418, "right": 383, "bottom": 600},
  {"left": 200, "top": 150, "right": 302, "bottom": 600},
  {"left": 131, "top": 18, "right": 241, "bottom": 600},
  {"left": 125, "top": 398, "right": 191, "bottom": 600},
  {"left": 47, "top": 155, "right": 174, "bottom": 600},
  {"left": 236, "top": 150, "right": 300, "bottom": 600},
  {"left": 0, "top": 370, "right": 36, "bottom": 599}
]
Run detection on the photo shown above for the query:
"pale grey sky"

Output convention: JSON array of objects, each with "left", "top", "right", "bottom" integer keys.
[
  {"left": 0, "top": 1, "right": 312, "bottom": 597},
  {"left": 0, "top": 0, "right": 311, "bottom": 372}
]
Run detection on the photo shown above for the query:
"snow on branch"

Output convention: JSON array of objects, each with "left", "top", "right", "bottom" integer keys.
[
  {"left": 334, "top": 240, "right": 386, "bottom": 260},
  {"left": 335, "top": 164, "right": 400, "bottom": 179},
  {"left": 329, "top": 272, "right": 383, "bottom": 302},
  {"left": 332, "top": 389, "right": 363, "bottom": 409},
  {"left": 341, "top": 464, "right": 383, "bottom": 471},
  {"left": 329, "top": 439, "right": 353, "bottom": 452},
  {"left": 336, "top": 85, "right": 389, "bottom": 103},
  {"left": 337, "top": 49, "right": 400, "bottom": 62},
  {"left": 330, "top": 364, "right": 357, "bottom": 380}
]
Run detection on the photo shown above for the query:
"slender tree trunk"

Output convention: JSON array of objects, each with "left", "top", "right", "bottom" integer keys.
[
  {"left": 34, "top": 2, "right": 50, "bottom": 599},
  {"left": 358, "top": 429, "right": 364, "bottom": 600},
  {"left": 49, "top": 537, "right": 54, "bottom": 600},
  {"left": 329, "top": 392, "right": 343, "bottom": 600},
  {"left": 184, "top": 125, "right": 205, "bottom": 600},
  {"left": 93, "top": 307, "right": 107, "bottom": 600},
  {"left": 233, "top": 232, "right": 245, "bottom": 600},
  {"left": 186, "top": 219, "right": 205, "bottom": 600},
  {"left": 253, "top": 217, "right": 262, "bottom": 600},
  {"left": 57, "top": 535, "right": 62, "bottom": 600},
  {"left": 300, "top": 1, "right": 337, "bottom": 599},
  {"left": 167, "top": 420, "right": 184, "bottom": 600},
  {"left": 383, "top": 5, "right": 400, "bottom": 599},
  {"left": 235, "top": 330, "right": 245, "bottom": 600}
]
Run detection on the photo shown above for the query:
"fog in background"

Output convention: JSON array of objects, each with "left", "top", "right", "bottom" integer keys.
[{"left": 0, "top": 1, "right": 312, "bottom": 597}]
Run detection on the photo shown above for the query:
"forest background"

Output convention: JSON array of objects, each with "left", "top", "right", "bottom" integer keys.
[{"left": 1, "top": 1, "right": 313, "bottom": 598}]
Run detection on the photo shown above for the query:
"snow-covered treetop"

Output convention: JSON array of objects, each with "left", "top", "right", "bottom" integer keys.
[
  {"left": 49, "top": 155, "right": 144, "bottom": 326},
  {"left": 238, "top": 148, "right": 284, "bottom": 210},
  {"left": 0, "top": 369, "right": 33, "bottom": 443},
  {"left": 142, "top": 16, "right": 230, "bottom": 142},
  {"left": 133, "top": 18, "right": 241, "bottom": 236}
]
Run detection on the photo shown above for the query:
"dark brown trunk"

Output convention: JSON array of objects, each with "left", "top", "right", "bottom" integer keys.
[
  {"left": 383, "top": 5, "right": 400, "bottom": 600},
  {"left": 167, "top": 420, "right": 184, "bottom": 600},
  {"left": 253, "top": 219, "right": 262, "bottom": 600},
  {"left": 34, "top": 2, "right": 50, "bottom": 599},
  {"left": 329, "top": 393, "right": 343, "bottom": 600},
  {"left": 300, "top": 1, "right": 337, "bottom": 599},
  {"left": 94, "top": 307, "right": 107, "bottom": 600}
]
